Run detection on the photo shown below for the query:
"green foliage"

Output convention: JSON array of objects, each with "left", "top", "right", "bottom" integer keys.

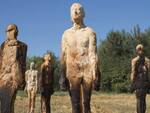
[{"left": 98, "top": 26, "right": 150, "bottom": 92}]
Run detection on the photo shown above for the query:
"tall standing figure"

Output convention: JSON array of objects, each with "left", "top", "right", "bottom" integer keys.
[
  {"left": 131, "top": 44, "right": 150, "bottom": 113},
  {"left": 25, "top": 62, "right": 38, "bottom": 113},
  {"left": 0, "top": 24, "right": 27, "bottom": 113},
  {"left": 40, "top": 54, "right": 54, "bottom": 113},
  {"left": 60, "top": 3, "right": 100, "bottom": 113}
]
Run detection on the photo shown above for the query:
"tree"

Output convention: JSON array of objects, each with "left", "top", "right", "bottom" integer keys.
[{"left": 98, "top": 26, "right": 150, "bottom": 92}]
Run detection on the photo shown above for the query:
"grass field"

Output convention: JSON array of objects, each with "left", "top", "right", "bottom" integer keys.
[{"left": 15, "top": 91, "right": 150, "bottom": 113}]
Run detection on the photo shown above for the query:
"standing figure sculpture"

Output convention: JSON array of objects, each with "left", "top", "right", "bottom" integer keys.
[
  {"left": 60, "top": 3, "right": 100, "bottom": 113},
  {"left": 40, "top": 54, "right": 54, "bottom": 113},
  {"left": 0, "top": 24, "right": 27, "bottom": 113},
  {"left": 131, "top": 44, "right": 150, "bottom": 113},
  {"left": 25, "top": 62, "right": 38, "bottom": 113}
]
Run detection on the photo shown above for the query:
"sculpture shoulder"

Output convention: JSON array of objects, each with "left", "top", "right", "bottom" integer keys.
[
  {"left": 62, "top": 28, "right": 73, "bottom": 37},
  {"left": 33, "top": 70, "right": 38, "bottom": 75},
  {"left": 35, "top": 70, "right": 38, "bottom": 74},
  {"left": 17, "top": 40, "right": 28, "bottom": 48},
  {"left": 26, "top": 70, "right": 38, "bottom": 74},
  {"left": 85, "top": 27, "right": 96, "bottom": 34},
  {"left": 25, "top": 70, "right": 30, "bottom": 74},
  {"left": 25, "top": 70, "right": 30, "bottom": 75},
  {"left": 0, "top": 42, "right": 5, "bottom": 56},
  {"left": 41, "top": 63, "right": 45, "bottom": 70},
  {"left": 0, "top": 42, "right": 5, "bottom": 50},
  {"left": 131, "top": 56, "right": 139, "bottom": 64},
  {"left": 85, "top": 27, "right": 96, "bottom": 40},
  {"left": 62, "top": 28, "right": 74, "bottom": 42},
  {"left": 145, "top": 57, "right": 150, "bottom": 63}
]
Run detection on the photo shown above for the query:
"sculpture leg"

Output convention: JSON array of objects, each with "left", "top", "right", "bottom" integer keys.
[
  {"left": 69, "top": 77, "right": 82, "bottom": 113},
  {"left": 136, "top": 89, "right": 146, "bottom": 113},
  {"left": 0, "top": 86, "right": 17, "bottom": 113},
  {"left": 41, "top": 94, "right": 46, "bottom": 113},
  {"left": 41, "top": 89, "right": 51, "bottom": 113},
  {"left": 82, "top": 77, "right": 92, "bottom": 113},
  {"left": 30, "top": 90, "right": 36, "bottom": 113},
  {"left": 27, "top": 90, "right": 31, "bottom": 113},
  {"left": 45, "top": 93, "right": 51, "bottom": 113},
  {"left": 10, "top": 92, "right": 17, "bottom": 113}
]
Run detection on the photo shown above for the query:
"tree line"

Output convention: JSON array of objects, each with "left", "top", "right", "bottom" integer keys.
[{"left": 27, "top": 26, "right": 150, "bottom": 92}]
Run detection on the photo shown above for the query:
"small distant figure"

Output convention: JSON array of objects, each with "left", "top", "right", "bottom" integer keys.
[
  {"left": 25, "top": 62, "right": 38, "bottom": 113},
  {"left": 40, "top": 54, "right": 54, "bottom": 113},
  {"left": 131, "top": 44, "right": 150, "bottom": 113},
  {"left": 60, "top": 3, "right": 100, "bottom": 113},
  {"left": 0, "top": 24, "right": 27, "bottom": 113}
]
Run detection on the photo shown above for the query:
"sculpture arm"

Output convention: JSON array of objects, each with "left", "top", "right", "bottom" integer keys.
[
  {"left": 52, "top": 66, "right": 54, "bottom": 87},
  {"left": 93, "top": 63, "right": 101, "bottom": 91},
  {"left": 59, "top": 32, "right": 69, "bottom": 91},
  {"left": 0, "top": 42, "right": 4, "bottom": 74},
  {"left": 21, "top": 44, "right": 28, "bottom": 75},
  {"left": 17, "top": 42, "right": 28, "bottom": 89},
  {"left": 0, "top": 46, "right": 2, "bottom": 72},
  {"left": 35, "top": 71, "right": 38, "bottom": 91},
  {"left": 40, "top": 64, "right": 44, "bottom": 88},
  {"left": 61, "top": 33, "right": 67, "bottom": 75},
  {"left": 146, "top": 58, "right": 150, "bottom": 83},
  {"left": 131, "top": 59, "right": 136, "bottom": 82},
  {"left": 24, "top": 71, "right": 29, "bottom": 91},
  {"left": 25, "top": 71, "right": 28, "bottom": 83},
  {"left": 51, "top": 66, "right": 55, "bottom": 94},
  {"left": 89, "top": 31, "right": 98, "bottom": 81}
]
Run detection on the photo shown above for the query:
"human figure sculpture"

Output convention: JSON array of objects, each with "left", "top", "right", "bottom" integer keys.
[
  {"left": 40, "top": 54, "right": 54, "bottom": 113},
  {"left": 25, "top": 62, "right": 38, "bottom": 113},
  {"left": 131, "top": 44, "right": 150, "bottom": 113},
  {"left": 60, "top": 3, "right": 100, "bottom": 113},
  {"left": 0, "top": 24, "right": 27, "bottom": 113}
]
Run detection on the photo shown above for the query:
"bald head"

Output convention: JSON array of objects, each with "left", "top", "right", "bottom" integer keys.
[
  {"left": 44, "top": 54, "right": 51, "bottom": 62},
  {"left": 70, "top": 3, "right": 85, "bottom": 23},
  {"left": 136, "top": 44, "right": 144, "bottom": 51},
  {"left": 30, "top": 62, "right": 35, "bottom": 70},
  {"left": 136, "top": 44, "right": 144, "bottom": 56},
  {"left": 6, "top": 24, "right": 18, "bottom": 40}
]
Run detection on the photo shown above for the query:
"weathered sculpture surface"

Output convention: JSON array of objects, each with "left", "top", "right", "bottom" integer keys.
[
  {"left": 131, "top": 44, "right": 150, "bottom": 113},
  {"left": 40, "top": 54, "right": 54, "bottom": 113},
  {"left": 0, "top": 24, "right": 27, "bottom": 113},
  {"left": 25, "top": 62, "right": 38, "bottom": 113},
  {"left": 60, "top": 3, "right": 100, "bottom": 113}
]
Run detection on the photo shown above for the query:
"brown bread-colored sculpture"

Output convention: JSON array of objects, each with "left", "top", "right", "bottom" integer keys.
[
  {"left": 25, "top": 62, "right": 38, "bottom": 113},
  {"left": 131, "top": 44, "right": 150, "bottom": 113},
  {"left": 60, "top": 3, "right": 101, "bottom": 113},
  {"left": 0, "top": 24, "right": 27, "bottom": 113},
  {"left": 40, "top": 54, "right": 54, "bottom": 113}
]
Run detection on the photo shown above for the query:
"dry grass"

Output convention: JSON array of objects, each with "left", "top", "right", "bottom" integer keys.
[{"left": 15, "top": 91, "right": 150, "bottom": 113}]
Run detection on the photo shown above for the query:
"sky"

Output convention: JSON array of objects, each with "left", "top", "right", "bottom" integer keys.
[{"left": 0, "top": 0, "right": 150, "bottom": 57}]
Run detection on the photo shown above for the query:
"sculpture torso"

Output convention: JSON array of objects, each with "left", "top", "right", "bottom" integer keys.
[
  {"left": 132, "top": 56, "right": 150, "bottom": 88},
  {"left": 0, "top": 40, "right": 20, "bottom": 84},
  {"left": 26, "top": 70, "right": 38, "bottom": 88},
  {"left": 0, "top": 39, "right": 27, "bottom": 88},
  {"left": 62, "top": 26, "right": 97, "bottom": 79},
  {"left": 64, "top": 27, "right": 94, "bottom": 66},
  {"left": 41, "top": 64, "right": 53, "bottom": 86}
]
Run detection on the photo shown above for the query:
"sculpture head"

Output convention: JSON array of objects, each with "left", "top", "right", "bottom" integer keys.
[
  {"left": 136, "top": 44, "right": 144, "bottom": 56},
  {"left": 70, "top": 3, "right": 85, "bottom": 24},
  {"left": 44, "top": 54, "right": 52, "bottom": 65},
  {"left": 30, "top": 62, "right": 35, "bottom": 70},
  {"left": 6, "top": 24, "right": 18, "bottom": 40}
]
